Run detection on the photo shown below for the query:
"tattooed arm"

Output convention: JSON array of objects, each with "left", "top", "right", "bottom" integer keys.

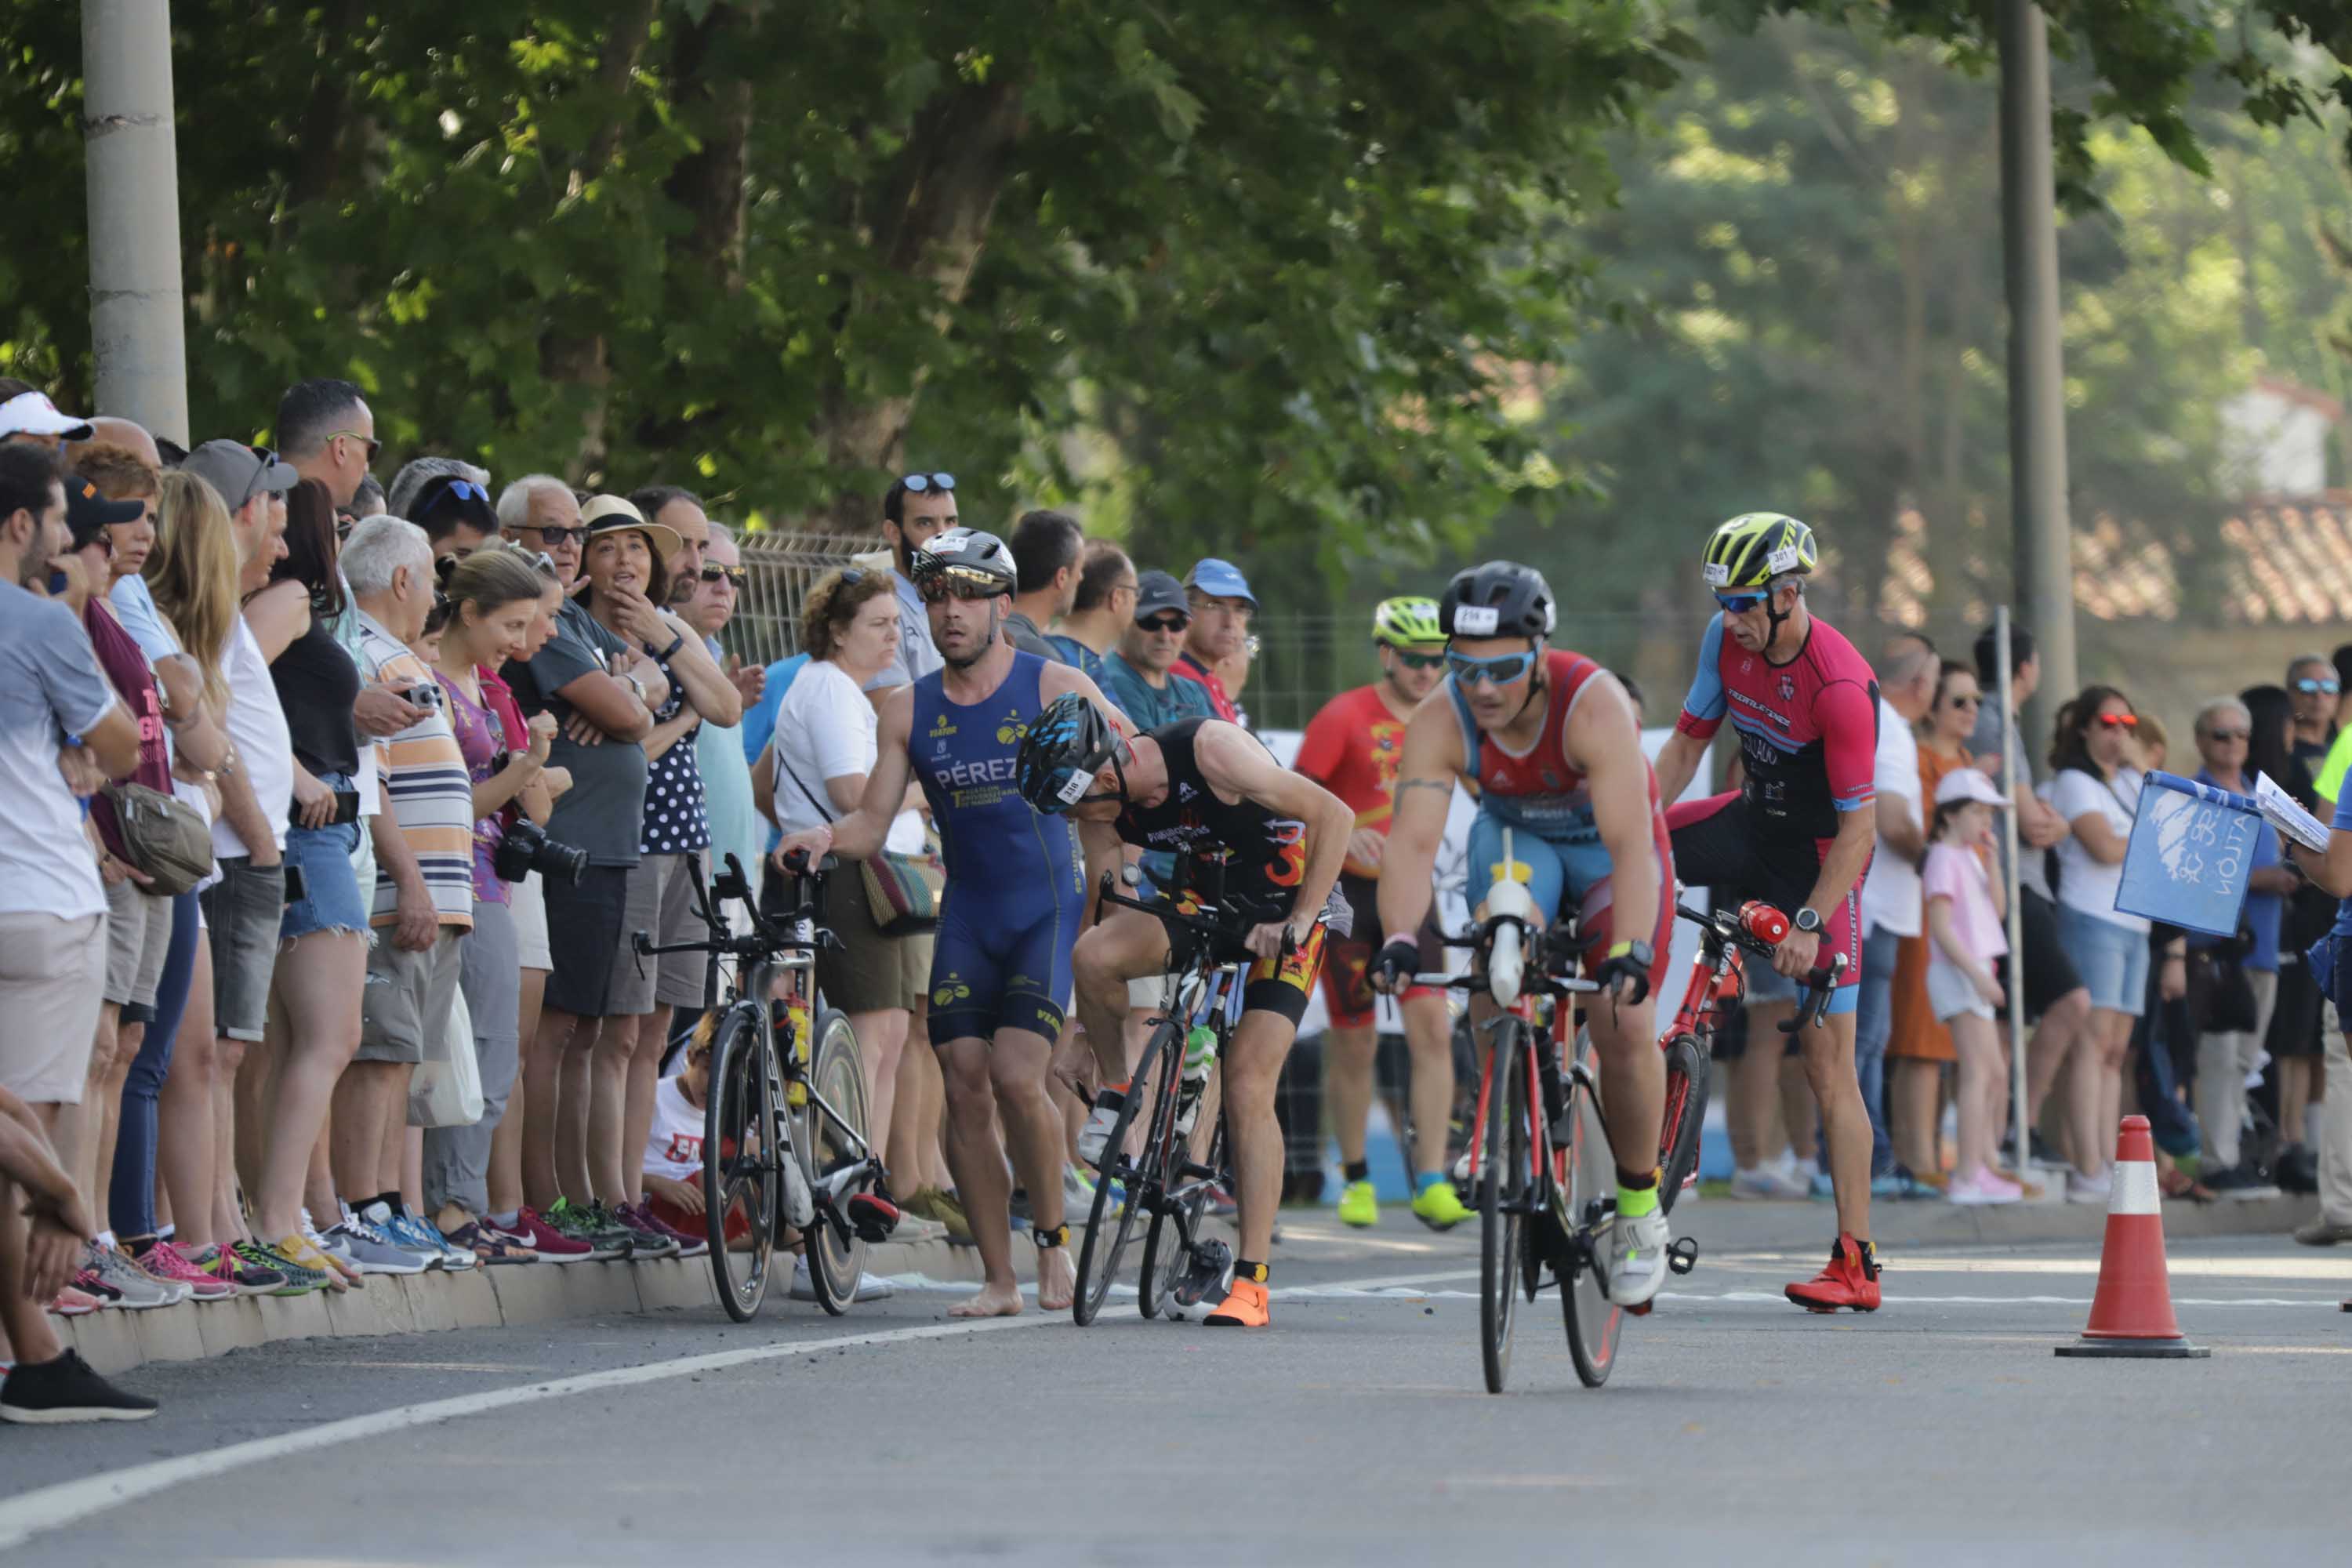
[{"left": 1376, "top": 697, "right": 1468, "bottom": 952}]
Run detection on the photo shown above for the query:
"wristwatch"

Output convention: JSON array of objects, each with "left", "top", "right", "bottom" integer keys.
[{"left": 1793, "top": 906, "right": 1823, "bottom": 935}]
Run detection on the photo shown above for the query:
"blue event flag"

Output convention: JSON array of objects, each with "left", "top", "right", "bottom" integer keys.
[{"left": 2114, "top": 770, "right": 2261, "bottom": 938}]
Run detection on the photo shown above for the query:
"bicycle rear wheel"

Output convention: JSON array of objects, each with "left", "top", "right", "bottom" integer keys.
[
  {"left": 1074, "top": 1020, "right": 1173, "bottom": 1326},
  {"left": 1141, "top": 1104, "right": 1222, "bottom": 1320},
  {"left": 1479, "top": 1020, "right": 1529, "bottom": 1395},
  {"left": 1560, "top": 1053, "right": 1624, "bottom": 1388},
  {"left": 703, "top": 1007, "right": 778, "bottom": 1323},
  {"left": 1656, "top": 1031, "right": 1712, "bottom": 1218},
  {"left": 797, "top": 1007, "right": 868, "bottom": 1316}
]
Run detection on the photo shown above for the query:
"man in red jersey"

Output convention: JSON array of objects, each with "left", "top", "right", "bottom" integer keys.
[{"left": 1294, "top": 597, "right": 1468, "bottom": 1230}]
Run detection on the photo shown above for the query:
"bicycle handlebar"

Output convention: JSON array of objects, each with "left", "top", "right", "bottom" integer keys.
[
  {"left": 628, "top": 851, "right": 842, "bottom": 964},
  {"left": 1094, "top": 873, "right": 1300, "bottom": 960}
]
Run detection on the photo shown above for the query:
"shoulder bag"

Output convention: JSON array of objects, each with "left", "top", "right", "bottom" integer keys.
[
  {"left": 773, "top": 737, "right": 941, "bottom": 937},
  {"left": 103, "top": 781, "right": 214, "bottom": 897}
]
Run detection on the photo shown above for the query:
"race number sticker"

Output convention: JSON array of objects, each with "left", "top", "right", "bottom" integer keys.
[
  {"left": 1056, "top": 769, "right": 1092, "bottom": 806},
  {"left": 1453, "top": 604, "right": 1500, "bottom": 636},
  {"left": 1766, "top": 544, "right": 1802, "bottom": 575},
  {"left": 1702, "top": 562, "right": 1730, "bottom": 586}
]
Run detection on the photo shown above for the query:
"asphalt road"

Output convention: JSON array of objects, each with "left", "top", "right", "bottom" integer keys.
[{"left": 3, "top": 1216, "right": 2347, "bottom": 1566}]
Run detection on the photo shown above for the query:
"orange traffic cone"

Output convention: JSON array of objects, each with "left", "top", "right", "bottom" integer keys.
[{"left": 2054, "top": 1116, "right": 2209, "bottom": 1359}]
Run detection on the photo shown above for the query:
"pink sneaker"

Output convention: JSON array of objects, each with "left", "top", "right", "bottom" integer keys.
[
  {"left": 133, "top": 1239, "right": 234, "bottom": 1300},
  {"left": 48, "top": 1286, "right": 103, "bottom": 1316},
  {"left": 1947, "top": 1166, "right": 2024, "bottom": 1206},
  {"left": 504, "top": 1207, "right": 592, "bottom": 1264}
]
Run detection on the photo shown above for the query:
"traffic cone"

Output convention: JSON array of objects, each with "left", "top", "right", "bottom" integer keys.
[{"left": 2054, "top": 1116, "right": 2209, "bottom": 1359}]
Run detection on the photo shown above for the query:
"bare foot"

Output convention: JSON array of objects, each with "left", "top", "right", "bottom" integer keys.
[
  {"left": 1036, "top": 1246, "right": 1076, "bottom": 1312},
  {"left": 948, "top": 1280, "right": 1025, "bottom": 1318}
]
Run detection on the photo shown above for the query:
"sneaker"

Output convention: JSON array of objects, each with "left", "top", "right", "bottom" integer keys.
[
  {"left": 1170, "top": 1239, "right": 1236, "bottom": 1315},
  {"left": 1062, "top": 1163, "right": 1108, "bottom": 1223},
  {"left": 2277, "top": 1145, "right": 2320, "bottom": 1196},
  {"left": 2064, "top": 1168, "right": 2114, "bottom": 1205},
  {"left": 372, "top": 1204, "right": 477, "bottom": 1271},
  {"left": 501, "top": 1207, "right": 592, "bottom": 1263},
  {"left": 904, "top": 1187, "right": 974, "bottom": 1247},
  {"left": 445, "top": 1219, "right": 536, "bottom": 1265},
  {"left": 601, "top": 1201, "right": 677, "bottom": 1258},
  {"left": 2295, "top": 1216, "right": 2352, "bottom": 1246},
  {"left": 129, "top": 1237, "right": 233, "bottom": 1301},
  {"left": 223, "top": 1240, "right": 314, "bottom": 1296},
  {"left": 1784, "top": 1233, "right": 1881, "bottom": 1313},
  {"left": 71, "top": 1266, "right": 122, "bottom": 1305},
  {"left": 1807, "top": 1170, "right": 1838, "bottom": 1200},
  {"left": 266, "top": 1232, "right": 351, "bottom": 1292},
  {"left": 1076, "top": 1087, "right": 1125, "bottom": 1168},
  {"left": 2199, "top": 1163, "right": 2279, "bottom": 1201},
  {"left": 1607, "top": 1207, "right": 1671, "bottom": 1308},
  {"left": 0, "top": 1349, "right": 158, "bottom": 1425},
  {"left": 1336, "top": 1178, "right": 1379, "bottom": 1229},
  {"left": 298, "top": 1216, "right": 369, "bottom": 1287},
  {"left": 623, "top": 1201, "right": 705, "bottom": 1258},
  {"left": 1410, "top": 1180, "right": 1472, "bottom": 1232},
  {"left": 1729, "top": 1166, "right": 1809, "bottom": 1200},
  {"left": 546, "top": 1198, "right": 633, "bottom": 1261},
  {"left": 1947, "top": 1166, "right": 2024, "bottom": 1206},
  {"left": 47, "top": 1286, "right": 103, "bottom": 1317},
  {"left": 85, "top": 1243, "right": 184, "bottom": 1309},
  {"left": 1203, "top": 1274, "right": 1271, "bottom": 1328},
  {"left": 789, "top": 1256, "right": 894, "bottom": 1302},
  {"left": 328, "top": 1213, "right": 429, "bottom": 1276}
]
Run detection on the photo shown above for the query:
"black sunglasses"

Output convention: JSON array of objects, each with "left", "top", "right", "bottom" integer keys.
[
  {"left": 899, "top": 472, "right": 955, "bottom": 494},
  {"left": 1392, "top": 649, "right": 1446, "bottom": 670},
  {"left": 325, "top": 429, "right": 384, "bottom": 464},
  {"left": 1138, "top": 613, "right": 1190, "bottom": 633},
  {"left": 700, "top": 564, "right": 748, "bottom": 586},
  {"left": 520, "top": 524, "right": 585, "bottom": 546}
]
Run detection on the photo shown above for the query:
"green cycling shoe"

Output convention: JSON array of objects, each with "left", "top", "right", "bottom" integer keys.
[
  {"left": 1336, "top": 1178, "right": 1379, "bottom": 1229},
  {"left": 1410, "top": 1179, "right": 1472, "bottom": 1232}
]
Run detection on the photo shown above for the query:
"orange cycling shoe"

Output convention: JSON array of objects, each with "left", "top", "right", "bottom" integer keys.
[
  {"left": 1204, "top": 1263, "right": 1272, "bottom": 1328},
  {"left": 1784, "top": 1232, "right": 1880, "bottom": 1313}
]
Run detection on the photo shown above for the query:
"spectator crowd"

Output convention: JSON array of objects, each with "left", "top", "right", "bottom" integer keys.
[{"left": 0, "top": 376, "right": 1260, "bottom": 1422}]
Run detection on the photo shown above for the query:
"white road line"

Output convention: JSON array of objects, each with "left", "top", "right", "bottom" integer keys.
[{"left": 0, "top": 1263, "right": 1486, "bottom": 1555}]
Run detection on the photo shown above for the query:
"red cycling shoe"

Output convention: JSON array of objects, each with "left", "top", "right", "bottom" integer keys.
[
  {"left": 1784, "top": 1232, "right": 1880, "bottom": 1313},
  {"left": 846, "top": 1190, "right": 902, "bottom": 1243}
]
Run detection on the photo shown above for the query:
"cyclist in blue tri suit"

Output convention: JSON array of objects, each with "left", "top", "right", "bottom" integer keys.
[{"left": 777, "top": 528, "right": 1128, "bottom": 1319}]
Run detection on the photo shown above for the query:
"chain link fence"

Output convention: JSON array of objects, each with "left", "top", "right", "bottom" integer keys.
[{"left": 726, "top": 530, "right": 884, "bottom": 668}]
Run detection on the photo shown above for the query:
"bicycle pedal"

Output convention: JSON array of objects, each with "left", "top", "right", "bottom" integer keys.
[{"left": 1666, "top": 1237, "right": 1700, "bottom": 1276}]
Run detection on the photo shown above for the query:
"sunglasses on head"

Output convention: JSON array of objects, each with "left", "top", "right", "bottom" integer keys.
[
  {"left": 1138, "top": 613, "right": 1190, "bottom": 634},
  {"left": 899, "top": 472, "right": 955, "bottom": 495},
  {"left": 1714, "top": 590, "right": 1768, "bottom": 615},
  {"left": 2294, "top": 677, "right": 2342, "bottom": 695},
  {"left": 1392, "top": 648, "right": 1446, "bottom": 670},
  {"left": 699, "top": 564, "right": 748, "bottom": 586},
  {"left": 440, "top": 480, "right": 488, "bottom": 503},
  {"left": 2096, "top": 712, "right": 2138, "bottom": 730},
  {"left": 1446, "top": 649, "right": 1538, "bottom": 687},
  {"left": 325, "top": 429, "right": 383, "bottom": 464}
]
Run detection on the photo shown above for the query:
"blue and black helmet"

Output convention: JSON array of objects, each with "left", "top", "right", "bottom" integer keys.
[{"left": 1015, "top": 691, "right": 1125, "bottom": 815}]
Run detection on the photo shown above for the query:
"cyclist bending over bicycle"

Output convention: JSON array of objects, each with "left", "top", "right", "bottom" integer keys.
[
  {"left": 1369, "top": 561, "right": 1676, "bottom": 1308},
  {"left": 1018, "top": 693, "right": 1354, "bottom": 1329}
]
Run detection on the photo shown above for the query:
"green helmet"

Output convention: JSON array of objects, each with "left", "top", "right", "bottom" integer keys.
[
  {"left": 1701, "top": 513, "right": 1818, "bottom": 591},
  {"left": 1373, "top": 595, "right": 1445, "bottom": 649}
]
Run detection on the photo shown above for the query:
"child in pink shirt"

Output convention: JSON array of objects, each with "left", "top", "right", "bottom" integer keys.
[{"left": 1923, "top": 768, "right": 2020, "bottom": 1205}]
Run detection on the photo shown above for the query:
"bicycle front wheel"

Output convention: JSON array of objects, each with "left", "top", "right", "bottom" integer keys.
[
  {"left": 1561, "top": 1054, "right": 1624, "bottom": 1388},
  {"left": 704, "top": 1006, "right": 778, "bottom": 1323},
  {"left": 1656, "top": 1031, "right": 1711, "bottom": 1218},
  {"left": 1480, "top": 1020, "right": 1529, "bottom": 1395},
  {"left": 1142, "top": 1102, "right": 1221, "bottom": 1320},
  {"left": 798, "top": 1007, "right": 869, "bottom": 1316},
  {"left": 1074, "top": 1020, "right": 1171, "bottom": 1326}
]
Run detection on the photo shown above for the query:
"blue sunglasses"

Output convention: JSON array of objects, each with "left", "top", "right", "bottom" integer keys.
[
  {"left": 899, "top": 472, "right": 955, "bottom": 494},
  {"left": 1446, "top": 649, "right": 1537, "bottom": 687},
  {"left": 1714, "top": 590, "right": 1768, "bottom": 615}
]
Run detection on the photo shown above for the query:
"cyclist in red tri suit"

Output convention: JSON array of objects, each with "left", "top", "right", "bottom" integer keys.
[
  {"left": 1294, "top": 597, "right": 1468, "bottom": 1232},
  {"left": 1651, "top": 512, "right": 1882, "bottom": 1312}
]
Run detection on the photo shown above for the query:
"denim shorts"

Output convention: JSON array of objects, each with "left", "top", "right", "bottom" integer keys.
[
  {"left": 2055, "top": 902, "right": 2148, "bottom": 1017},
  {"left": 281, "top": 781, "right": 371, "bottom": 944}
]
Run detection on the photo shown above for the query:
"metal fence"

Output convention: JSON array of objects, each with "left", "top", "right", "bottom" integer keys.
[{"left": 727, "top": 530, "right": 885, "bottom": 668}]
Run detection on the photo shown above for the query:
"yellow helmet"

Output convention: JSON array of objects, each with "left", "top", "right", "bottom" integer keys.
[{"left": 1700, "top": 513, "right": 1817, "bottom": 591}]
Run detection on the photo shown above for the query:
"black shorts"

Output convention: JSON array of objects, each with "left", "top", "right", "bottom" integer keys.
[
  {"left": 1992, "top": 885, "right": 2083, "bottom": 1022},
  {"left": 543, "top": 865, "right": 631, "bottom": 1018},
  {"left": 1319, "top": 874, "right": 1446, "bottom": 1028}
]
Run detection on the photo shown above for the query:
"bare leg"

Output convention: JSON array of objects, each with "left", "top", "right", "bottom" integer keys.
[
  {"left": 2283, "top": 1057, "right": 2317, "bottom": 1155},
  {"left": 401, "top": 1126, "right": 424, "bottom": 1213},
  {"left": 938, "top": 1038, "right": 1022, "bottom": 1316},
  {"left": 588, "top": 1012, "right": 641, "bottom": 1204},
  {"left": 1401, "top": 994, "right": 1457, "bottom": 1177},
  {"left": 234, "top": 1010, "right": 279, "bottom": 1212},
  {"left": 622, "top": 1005, "right": 673, "bottom": 1206},
  {"left": 1889, "top": 1059, "right": 1940, "bottom": 1178},
  {"left": 1326, "top": 1021, "right": 1377, "bottom": 1170},
  {"left": 2025, "top": 988, "right": 2092, "bottom": 1126},
  {"left": 1796, "top": 1011, "right": 1873, "bottom": 1240},
  {"left": 985, "top": 1029, "right": 1072, "bottom": 1309},
  {"left": 848, "top": 1007, "right": 906, "bottom": 1174},
  {"left": 522, "top": 1004, "right": 579, "bottom": 1212},
  {"left": 78, "top": 1006, "right": 125, "bottom": 1236},
  {"left": 303, "top": 1125, "right": 339, "bottom": 1230},
  {"left": 1950, "top": 1015, "right": 1998, "bottom": 1178},
  {"left": 2067, "top": 1013, "right": 2115, "bottom": 1180},
  {"left": 1219, "top": 1013, "right": 1301, "bottom": 1264},
  {"left": 156, "top": 945, "right": 218, "bottom": 1251},
  {"left": 212, "top": 1034, "right": 248, "bottom": 1243},
  {"left": 1736, "top": 1002, "right": 1795, "bottom": 1168},
  {"left": 254, "top": 931, "right": 365, "bottom": 1240},
  {"left": 557, "top": 1015, "right": 603, "bottom": 1205},
  {"left": 0, "top": 1172, "right": 66, "bottom": 1367},
  {"left": 492, "top": 967, "right": 547, "bottom": 1218},
  {"left": 1587, "top": 993, "right": 1665, "bottom": 1182},
  {"left": 329, "top": 1061, "right": 402, "bottom": 1207},
  {"left": 1779, "top": 1051, "right": 1817, "bottom": 1170}
]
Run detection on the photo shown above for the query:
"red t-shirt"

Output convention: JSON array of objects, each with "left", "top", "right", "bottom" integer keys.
[
  {"left": 1173, "top": 652, "right": 1239, "bottom": 724},
  {"left": 83, "top": 599, "right": 172, "bottom": 864},
  {"left": 1294, "top": 684, "right": 1410, "bottom": 879}
]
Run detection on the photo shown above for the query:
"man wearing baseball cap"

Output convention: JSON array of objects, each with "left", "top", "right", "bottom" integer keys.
[
  {"left": 0, "top": 384, "right": 95, "bottom": 450},
  {"left": 181, "top": 438, "right": 298, "bottom": 518},
  {"left": 1178, "top": 557, "right": 1254, "bottom": 724}
]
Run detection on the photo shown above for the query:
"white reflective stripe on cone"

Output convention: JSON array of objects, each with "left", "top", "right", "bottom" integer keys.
[{"left": 2107, "top": 1159, "right": 2161, "bottom": 1217}]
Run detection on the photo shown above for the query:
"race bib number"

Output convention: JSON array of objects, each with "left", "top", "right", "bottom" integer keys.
[{"left": 1452, "top": 604, "right": 1499, "bottom": 637}]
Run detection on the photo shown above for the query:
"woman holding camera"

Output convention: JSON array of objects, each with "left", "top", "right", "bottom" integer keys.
[{"left": 426, "top": 546, "right": 575, "bottom": 1261}]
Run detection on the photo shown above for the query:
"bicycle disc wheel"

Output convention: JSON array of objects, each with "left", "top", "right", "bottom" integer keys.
[
  {"left": 1560, "top": 1065, "right": 1624, "bottom": 1388},
  {"left": 1073, "top": 1022, "right": 1171, "bottom": 1326},
  {"left": 703, "top": 1006, "right": 777, "bottom": 1323},
  {"left": 1141, "top": 1104, "right": 1221, "bottom": 1320},
  {"left": 1656, "top": 1032, "right": 1711, "bottom": 1218},
  {"left": 1480, "top": 1021, "right": 1528, "bottom": 1395},
  {"left": 797, "top": 1008, "right": 868, "bottom": 1317}
]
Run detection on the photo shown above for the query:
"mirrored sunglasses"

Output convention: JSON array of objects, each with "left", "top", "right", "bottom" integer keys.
[
  {"left": 900, "top": 472, "right": 956, "bottom": 494},
  {"left": 1714, "top": 590, "right": 1767, "bottom": 615},
  {"left": 699, "top": 564, "right": 749, "bottom": 586},
  {"left": 2293, "top": 677, "right": 2341, "bottom": 696},
  {"left": 1446, "top": 649, "right": 1537, "bottom": 687},
  {"left": 2095, "top": 713, "right": 2139, "bottom": 730}
]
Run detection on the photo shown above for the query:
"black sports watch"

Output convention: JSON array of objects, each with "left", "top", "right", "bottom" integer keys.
[{"left": 1793, "top": 906, "right": 1823, "bottom": 935}]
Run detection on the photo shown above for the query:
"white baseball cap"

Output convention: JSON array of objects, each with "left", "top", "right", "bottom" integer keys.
[
  {"left": 0, "top": 390, "right": 93, "bottom": 442},
  {"left": 1935, "top": 768, "right": 2009, "bottom": 809}
]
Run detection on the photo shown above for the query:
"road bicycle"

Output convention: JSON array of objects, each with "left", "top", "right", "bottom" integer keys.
[
  {"left": 1070, "top": 864, "right": 1252, "bottom": 1328},
  {"left": 1653, "top": 900, "right": 1848, "bottom": 1215},
  {"left": 632, "top": 851, "right": 886, "bottom": 1320}
]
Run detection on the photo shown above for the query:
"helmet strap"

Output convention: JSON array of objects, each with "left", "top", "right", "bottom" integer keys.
[
  {"left": 1508, "top": 639, "right": 1548, "bottom": 730},
  {"left": 1762, "top": 579, "right": 1800, "bottom": 657}
]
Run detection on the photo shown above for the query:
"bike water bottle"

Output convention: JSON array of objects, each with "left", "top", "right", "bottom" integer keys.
[
  {"left": 769, "top": 998, "right": 811, "bottom": 1106},
  {"left": 1175, "top": 1023, "right": 1216, "bottom": 1135},
  {"left": 1739, "top": 900, "right": 1791, "bottom": 946},
  {"left": 1484, "top": 829, "right": 1537, "bottom": 1007}
]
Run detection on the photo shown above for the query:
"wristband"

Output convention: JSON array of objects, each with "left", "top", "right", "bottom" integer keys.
[
  {"left": 1384, "top": 930, "right": 1418, "bottom": 950},
  {"left": 1606, "top": 938, "right": 1633, "bottom": 960},
  {"left": 654, "top": 631, "right": 684, "bottom": 662}
]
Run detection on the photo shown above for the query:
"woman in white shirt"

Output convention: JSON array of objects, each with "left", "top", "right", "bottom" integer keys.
[
  {"left": 2045, "top": 684, "right": 2147, "bottom": 1200},
  {"left": 754, "top": 568, "right": 927, "bottom": 1189}
]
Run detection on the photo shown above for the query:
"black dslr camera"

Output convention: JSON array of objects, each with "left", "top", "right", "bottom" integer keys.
[{"left": 493, "top": 818, "right": 590, "bottom": 886}]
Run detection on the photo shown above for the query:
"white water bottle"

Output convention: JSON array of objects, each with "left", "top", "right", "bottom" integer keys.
[{"left": 1485, "top": 828, "right": 1537, "bottom": 1010}]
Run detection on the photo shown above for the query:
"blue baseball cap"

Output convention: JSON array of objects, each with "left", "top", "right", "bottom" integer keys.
[{"left": 1183, "top": 557, "right": 1256, "bottom": 608}]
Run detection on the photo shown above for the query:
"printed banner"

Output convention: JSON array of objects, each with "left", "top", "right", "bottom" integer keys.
[{"left": 2114, "top": 771, "right": 2259, "bottom": 937}]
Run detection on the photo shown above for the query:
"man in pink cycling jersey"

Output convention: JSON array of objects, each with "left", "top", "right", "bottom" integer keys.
[{"left": 1651, "top": 512, "right": 1882, "bottom": 1312}]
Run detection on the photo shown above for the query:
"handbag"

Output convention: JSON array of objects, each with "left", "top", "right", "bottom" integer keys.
[
  {"left": 408, "top": 982, "right": 485, "bottom": 1129},
  {"left": 774, "top": 743, "right": 940, "bottom": 936},
  {"left": 102, "top": 781, "right": 213, "bottom": 897}
]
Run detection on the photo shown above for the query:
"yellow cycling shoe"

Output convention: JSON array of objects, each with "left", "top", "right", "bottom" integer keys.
[
  {"left": 1336, "top": 1178, "right": 1378, "bottom": 1229},
  {"left": 1410, "top": 1180, "right": 1472, "bottom": 1232}
]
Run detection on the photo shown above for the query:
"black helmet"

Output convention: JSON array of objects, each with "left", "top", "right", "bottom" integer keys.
[
  {"left": 1439, "top": 561, "right": 1555, "bottom": 641},
  {"left": 1015, "top": 691, "right": 1125, "bottom": 815},
  {"left": 910, "top": 526, "right": 1016, "bottom": 595}
]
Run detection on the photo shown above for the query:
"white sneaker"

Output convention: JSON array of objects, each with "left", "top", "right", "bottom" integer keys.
[
  {"left": 1729, "top": 1166, "right": 1808, "bottom": 1200},
  {"left": 1606, "top": 1209, "right": 1671, "bottom": 1308},
  {"left": 2065, "top": 1168, "right": 2113, "bottom": 1205},
  {"left": 1076, "top": 1089, "right": 1124, "bottom": 1168},
  {"left": 790, "top": 1257, "right": 895, "bottom": 1302}
]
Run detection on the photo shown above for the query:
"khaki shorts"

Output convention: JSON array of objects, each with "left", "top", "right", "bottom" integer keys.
[
  {"left": 616, "top": 852, "right": 706, "bottom": 1016},
  {"left": 358, "top": 927, "right": 466, "bottom": 1066},
  {"left": 0, "top": 911, "right": 107, "bottom": 1102},
  {"left": 103, "top": 878, "right": 174, "bottom": 1021}
]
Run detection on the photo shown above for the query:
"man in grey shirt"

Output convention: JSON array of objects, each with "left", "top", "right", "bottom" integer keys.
[
  {"left": 1968, "top": 622, "right": 2093, "bottom": 1165},
  {"left": 866, "top": 470, "right": 956, "bottom": 693},
  {"left": 1003, "top": 509, "right": 1082, "bottom": 662}
]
